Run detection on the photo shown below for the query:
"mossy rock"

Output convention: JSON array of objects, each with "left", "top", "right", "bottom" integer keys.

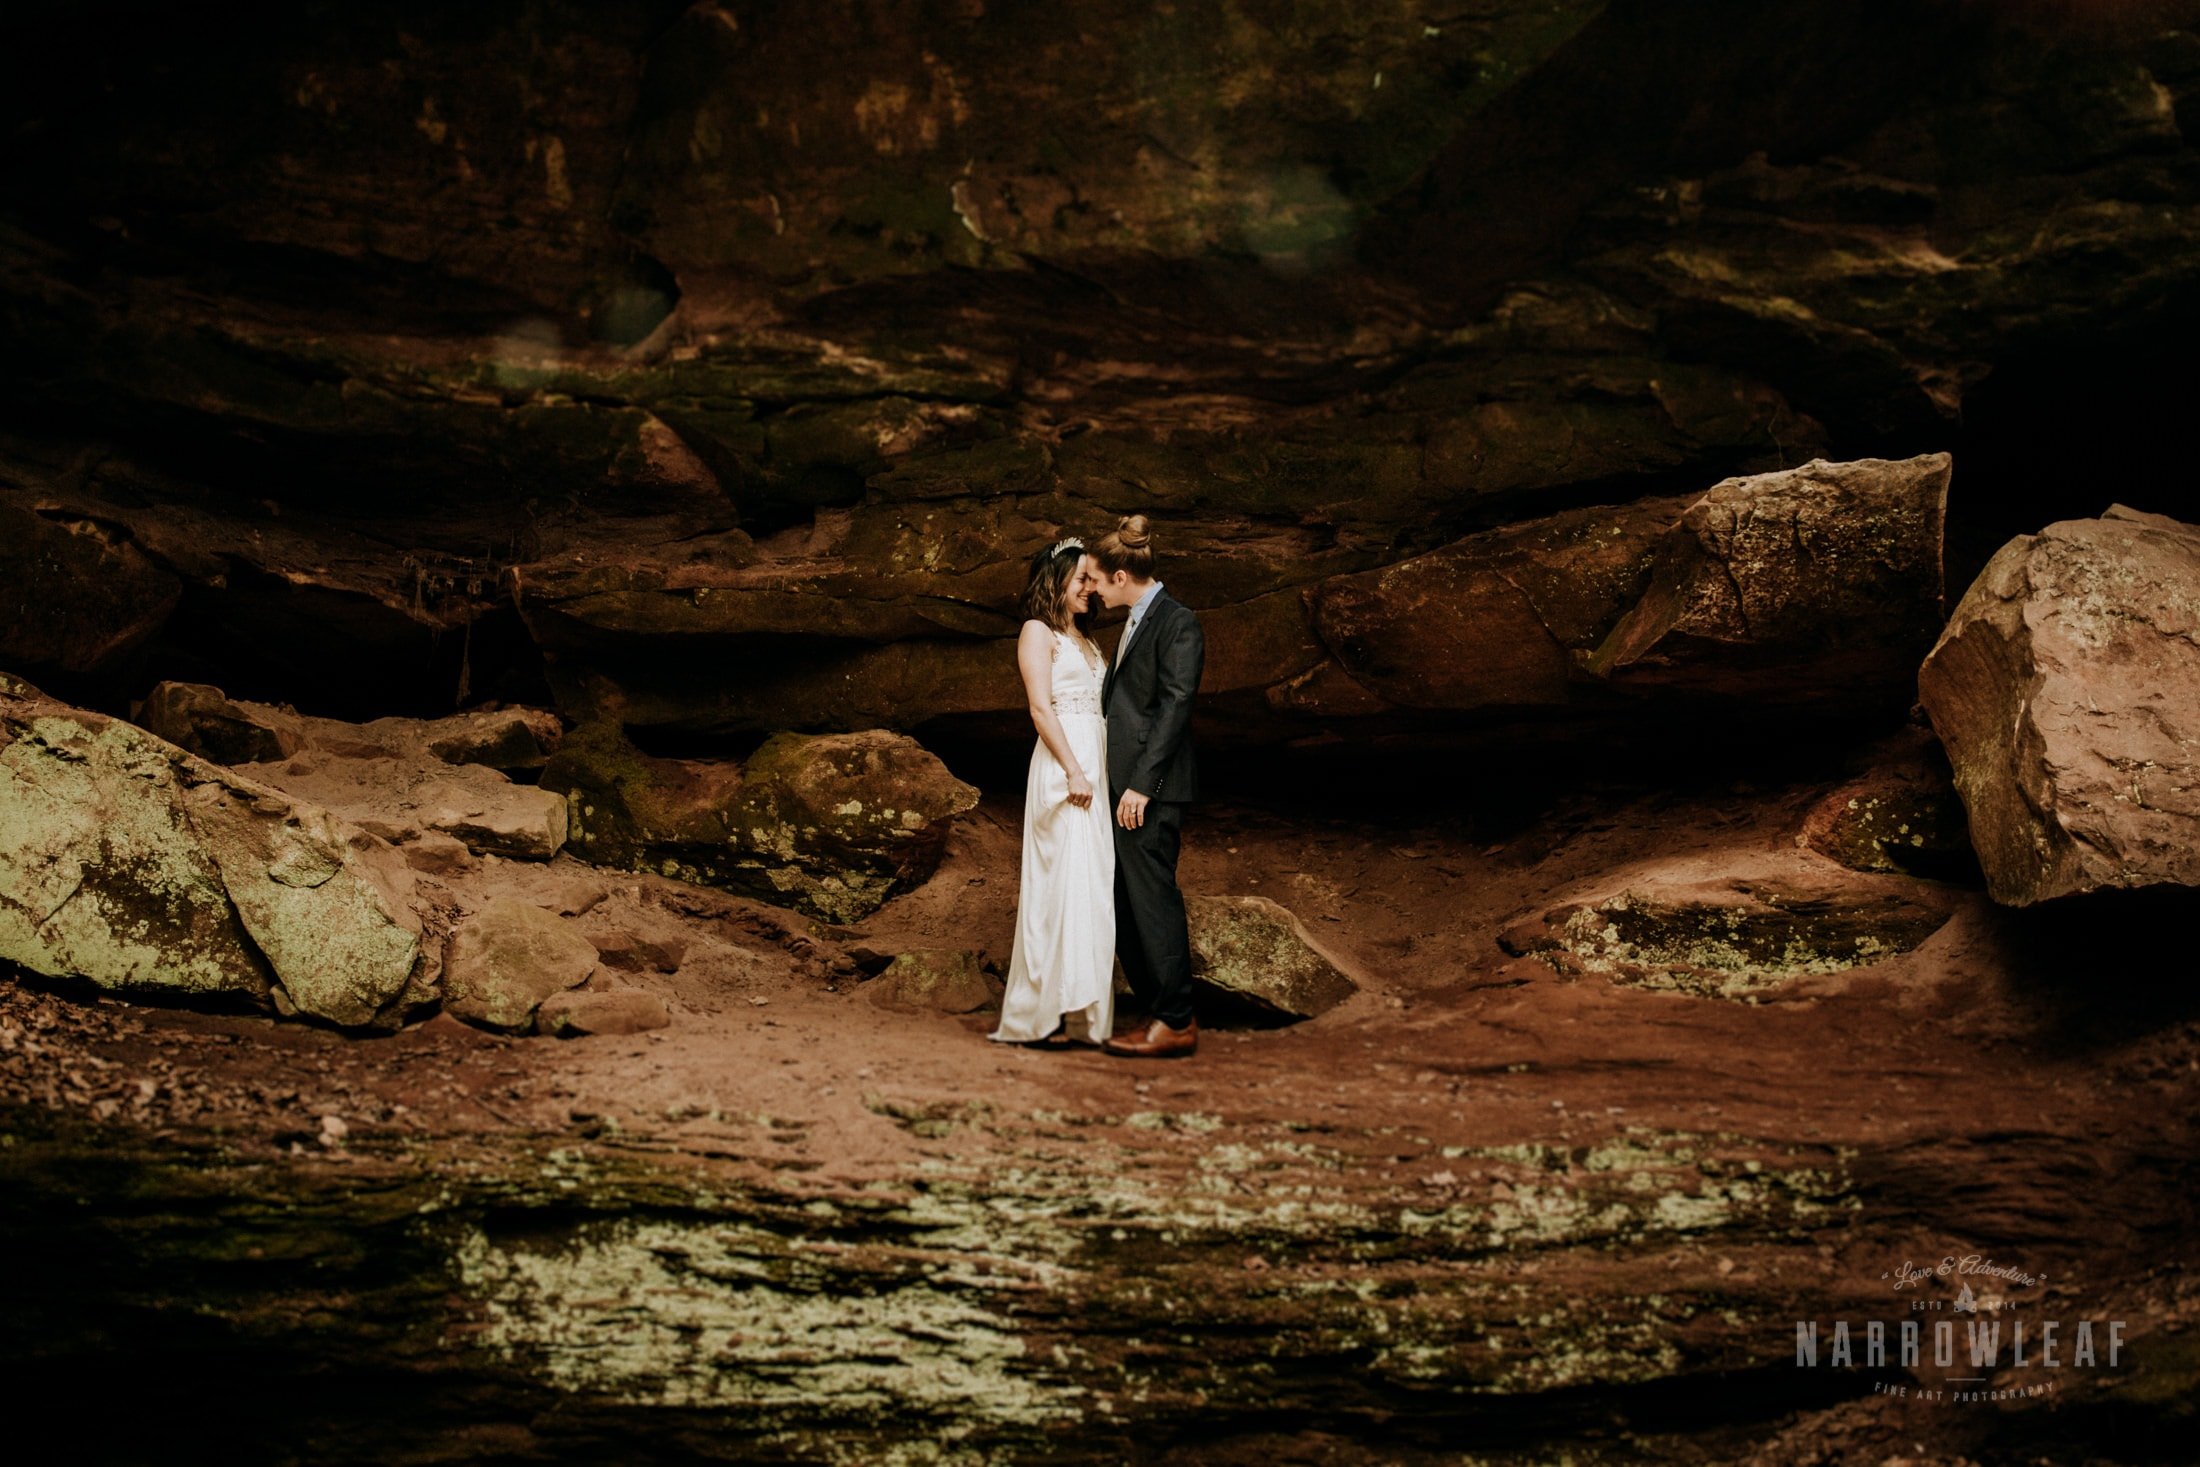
[
  {"left": 1550, "top": 883, "right": 1954, "bottom": 1000},
  {"left": 865, "top": 949, "right": 1001, "bottom": 1014},
  {"left": 544, "top": 722, "right": 977, "bottom": 923},
  {"left": 0, "top": 683, "right": 433, "bottom": 1028},
  {"left": 1800, "top": 777, "right": 1972, "bottom": 876},
  {"left": 1186, "top": 895, "right": 1358, "bottom": 1022},
  {"left": 725, "top": 731, "right": 980, "bottom": 923}
]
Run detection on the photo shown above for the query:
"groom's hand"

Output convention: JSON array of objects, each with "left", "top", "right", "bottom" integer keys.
[{"left": 1116, "top": 789, "right": 1150, "bottom": 830}]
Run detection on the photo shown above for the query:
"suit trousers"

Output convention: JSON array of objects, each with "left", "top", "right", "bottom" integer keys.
[{"left": 1112, "top": 798, "right": 1194, "bottom": 1028}]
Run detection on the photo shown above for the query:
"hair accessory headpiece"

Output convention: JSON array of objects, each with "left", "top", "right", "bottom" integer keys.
[{"left": 1050, "top": 536, "right": 1084, "bottom": 556}]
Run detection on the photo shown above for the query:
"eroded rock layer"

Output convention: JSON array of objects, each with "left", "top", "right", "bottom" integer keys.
[{"left": 0, "top": 4, "right": 2194, "bottom": 747}]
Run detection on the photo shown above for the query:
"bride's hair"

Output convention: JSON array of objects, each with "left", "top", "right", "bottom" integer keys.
[
  {"left": 1019, "top": 539, "right": 1096, "bottom": 634},
  {"left": 1088, "top": 514, "right": 1155, "bottom": 579}
]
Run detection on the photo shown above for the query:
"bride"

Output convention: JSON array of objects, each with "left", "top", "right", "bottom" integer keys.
[{"left": 990, "top": 537, "right": 1116, "bottom": 1047}]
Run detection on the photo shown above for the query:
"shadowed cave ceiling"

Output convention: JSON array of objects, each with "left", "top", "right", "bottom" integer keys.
[{"left": 4, "top": 0, "right": 2199, "bottom": 765}]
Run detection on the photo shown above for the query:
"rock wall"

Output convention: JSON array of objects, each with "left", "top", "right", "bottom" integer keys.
[{"left": 2, "top": 2, "right": 2197, "bottom": 745}]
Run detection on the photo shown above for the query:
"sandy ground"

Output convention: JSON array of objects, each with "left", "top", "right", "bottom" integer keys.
[
  {"left": 7, "top": 774, "right": 2193, "bottom": 1188},
  {"left": 6, "top": 775, "right": 2198, "bottom": 1460}
]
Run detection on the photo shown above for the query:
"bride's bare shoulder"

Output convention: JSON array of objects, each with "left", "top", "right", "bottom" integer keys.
[{"left": 1018, "top": 618, "right": 1059, "bottom": 647}]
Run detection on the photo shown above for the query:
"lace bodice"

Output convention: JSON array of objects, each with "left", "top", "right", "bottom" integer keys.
[{"left": 1049, "top": 629, "right": 1106, "bottom": 717}]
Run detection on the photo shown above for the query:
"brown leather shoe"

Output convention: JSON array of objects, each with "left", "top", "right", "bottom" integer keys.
[{"left": 1102, "top": 1017, "right": 1198, "bottom": 1059}]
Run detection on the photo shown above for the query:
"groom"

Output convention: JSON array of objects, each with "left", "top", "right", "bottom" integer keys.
[{"left": 1083, "top": 516, "right": 1204, "bottom": 1059}]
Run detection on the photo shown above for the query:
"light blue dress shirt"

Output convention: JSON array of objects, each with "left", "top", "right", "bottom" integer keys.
[{"left": 1115, "top": 580, "right": 1165, "bottom": 666}]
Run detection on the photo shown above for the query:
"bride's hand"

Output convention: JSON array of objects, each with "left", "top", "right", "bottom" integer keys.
[{"left": 1065, "top": 768, "right": 1094, "bottom": 809}]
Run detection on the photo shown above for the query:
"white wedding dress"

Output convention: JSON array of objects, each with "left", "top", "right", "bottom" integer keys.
[{"left": 990, "top": 626, "right": 1116, "bottom": 1045}]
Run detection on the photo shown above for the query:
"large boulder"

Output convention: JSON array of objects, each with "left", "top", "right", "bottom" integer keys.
[
  {"left": 1187, "top": 895, "right": 1359, "bottom": 1022},
  {"left": 1586, "top": 455, "right": 1950, "bottom": 704},
  {"left": 443, "top": 900, "right": 599, "bottom": 1032},
  {"left": 1290, "top": 455, "right": 1947, "bottom": 723},
  {"left": 544, "top": 723, "right": 979, "bottom": 923},
  {"left": 1919, "top": 507, "right": 2200, "bottom": 905},
  {"left": 0, "top": 676, "right": 436, "bottom": 1027},
  {"left": 1308, "top": 495, "right": 1688, "bottom": 711}
]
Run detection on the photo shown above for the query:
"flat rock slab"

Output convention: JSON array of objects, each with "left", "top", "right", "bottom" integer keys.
[
  {"left": 139, "top": 683, "right": 569, "bottom": 859},
  {"left": 247, "top": 750, "right": 569, "bottom": 861},
  {"left": 1920, "top": 507, "right": 2200, "bottom": 905},
  {"left": 141, "top": 683, "right": 562, "bottom": 772},
  {"left": 538, "top": 988, "right": 671, "bottom": 1037},
  {"left": 1516, "top": 876, "right": 1955, "bottom": 1000},
  {"left": 444, "top": 900, "right": 598, "bottom": 1032},
  {"left": 867, "top": 949, "right": 1001, "bottom": 1013},
  {"left": 0, "top": 676, "right": 435, "bottom": 1028},
  {"left": 1187, "top": 895, "right": 1358, "bottom": 1021}
]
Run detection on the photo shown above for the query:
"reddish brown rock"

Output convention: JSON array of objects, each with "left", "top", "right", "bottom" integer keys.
[
  {"left": 139, "top": 684, "right": 571, "bottom": 860},
  {"left": 1919, "top": 508, "right": 2200, "bottom": 905},
  {"left": 1586, "top": 455, "right": 1950, "bottom": 703},
  {"left": 582, "top": 914, "right": 690, "bottom": 975},
  {"left": 422, "top": 708, "right": 564, "bottom": 771},
  {"left": 537, "top": 987, "right": 671, "bottom": 1037},
  {"left": 249, "top": 751, "right": 569, "bottom": 862},
  {"left": 400, "top": 831, "right": 478, "bottom": 877},
  {"left": 0, "top": 503, "right": 179, "bottom": 676},
  {"left": 1796, "top": 730, "right": 1972, "bottom": 877},
  {"left": 138, "top": 682, "right": 300, "bottom": 765},
  {"left": 141, "top": 684, "right": 561, "bottom": 774},
  {"left": 1311, "top": 496, "right": 1688, "bottom": 711},
  {"left": 444, "top": 900, "right": 598, "bottom": 1032}
]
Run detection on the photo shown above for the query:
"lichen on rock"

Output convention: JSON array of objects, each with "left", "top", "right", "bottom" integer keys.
[
  {"left": 1525, "top": 877, "right": 1953, "bottom": 1000},
  {"left": 1187, "top": 894, "right": 1359, "bottom": 1020},
  {"left": 0, "top": 680, "right": 434, "bottom": 1027},
  {"left": 866, "top": 949, "right": 1001, "bottom": 1013},
  {"left": 544, "top": 722, "right": 977, "bottom": 922}
]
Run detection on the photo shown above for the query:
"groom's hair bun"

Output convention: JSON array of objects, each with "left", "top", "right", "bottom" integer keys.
[{"left": 1090, "top": 514, "right": 1157, "bottom": 577}]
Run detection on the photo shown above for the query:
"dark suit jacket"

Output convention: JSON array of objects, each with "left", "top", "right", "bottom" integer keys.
[{"left": 1102, "top": 588, "right": 1203, "bottom": 802}]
